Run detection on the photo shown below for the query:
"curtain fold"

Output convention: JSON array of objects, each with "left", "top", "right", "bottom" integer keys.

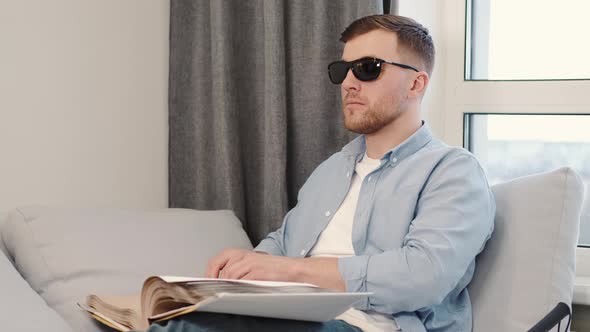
[{"left": 169, "top": 0, "right": 382, "bottom": 244}]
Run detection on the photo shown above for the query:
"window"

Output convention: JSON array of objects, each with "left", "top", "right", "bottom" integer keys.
[
  {"left": 466, "top": 0, "right": 590, "bottom": 80},
  {"left": 437, "top": 0, "right": 590, "bottom": 277},
  {"left": 465, "top": 114, "right": 590, "bottom": 247}
]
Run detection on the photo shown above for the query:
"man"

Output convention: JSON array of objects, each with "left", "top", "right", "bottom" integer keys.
[{"left": 150, "top": 14, "right": 495, "bottom": 332}]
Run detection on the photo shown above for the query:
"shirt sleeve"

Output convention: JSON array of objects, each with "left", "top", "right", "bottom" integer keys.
[
  {"left": 338, "top": 153, "right": 496, "bottom": 314},
  {"left": 254, "top": 157, "right": 328, "bottom": 256},
  {"left": 253, "top": 208, "right": 295, "bottom": 256}
]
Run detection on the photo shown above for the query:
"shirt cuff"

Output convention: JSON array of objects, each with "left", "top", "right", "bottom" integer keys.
[{"left": 338, "top": 255, "right": 370, "bottom": 310}]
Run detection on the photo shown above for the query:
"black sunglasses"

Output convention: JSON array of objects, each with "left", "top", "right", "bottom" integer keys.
[{"left": 327, "top": 57, "right": 419, "bottom": 84}]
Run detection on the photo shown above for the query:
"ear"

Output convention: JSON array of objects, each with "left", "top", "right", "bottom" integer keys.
[{"left": 408, "top": 72, "right": 429, "bottom": 98}]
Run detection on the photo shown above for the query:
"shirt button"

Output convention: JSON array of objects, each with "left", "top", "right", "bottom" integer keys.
[
  {"left": 392, "top": 157, "right": 398, "bottom": 163},
  {"left": 300, "top": 249, "right": 305, "bottom": 256},
  {"left": 325, "top": 210, "right": 331, "bottom": 217}
]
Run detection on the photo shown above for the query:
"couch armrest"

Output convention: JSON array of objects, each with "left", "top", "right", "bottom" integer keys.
[{"left": 528, "top": 302, "right": 571, "bottom": 332}]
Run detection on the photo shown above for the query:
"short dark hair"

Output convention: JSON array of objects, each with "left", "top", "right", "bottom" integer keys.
[{"left": 340, "top": 15, "right": 435, "bottom": 75}]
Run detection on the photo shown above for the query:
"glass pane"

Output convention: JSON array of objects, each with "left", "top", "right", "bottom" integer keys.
[
  {"left": 467, "top": 114, "right": 590, "bottom": 246},
  {"left": 466, "top": 0, "right": 590, "bottom": 80}
]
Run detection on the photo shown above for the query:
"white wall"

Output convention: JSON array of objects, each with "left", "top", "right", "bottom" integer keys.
[
  {"left": 398, "top": 0, "right": 447, "bottom": 141},
  {"left": 0, "top": 0, "right": 169, "bottom": 213}
]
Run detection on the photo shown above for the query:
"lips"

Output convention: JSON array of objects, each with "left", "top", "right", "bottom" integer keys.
[{"left": 345, "top": 99, "right": 365, "bottom": 106}]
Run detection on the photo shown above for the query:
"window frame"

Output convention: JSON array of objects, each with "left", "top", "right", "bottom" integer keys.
[
  {"left": 463, "top": 112, "right": 590, "bottom": 249},
  {"left": 464, "top": 0, "right": 590, "bottom": 82},
  {"left": 441, "top": 0, "right": 590, "bottom": 295}
]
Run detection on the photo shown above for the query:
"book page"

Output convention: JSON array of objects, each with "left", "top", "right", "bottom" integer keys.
[
  {"left": 92, "top": 295, "right": 142, "bottom": 313},
  {"left": 77, "top": 303, "right": 131, "bottom": 332},
  {"left": 83, "top": 276, "right": 373, "bottom": 330},
  {"left": 141, "top": 276, "right": 332, "bottom": 320},
  {"left": 159, "top": 276, "right": 319, "bottom": 288},
  {"left": 85, "top": 294, "right": 148, "bottom": 331}
]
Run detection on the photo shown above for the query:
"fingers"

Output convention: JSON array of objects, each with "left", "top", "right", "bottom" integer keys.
[
  {"left": 204, "top": 249, "right": 250, "bottom": 278},
  {"left": 214, "top": 253, "right": 293, "bottom": 281},
  {"left": 220, "top": 255, "right": 246, "bottom": 277},
  {"left": 205, "top": 249, "right": 234, "bottom": 278},
  {"left": 205, "top": 254, "right": 228, "bottom": 278},
  {"left": 221, "top": 256, "right": 252, "bottom": 280}
]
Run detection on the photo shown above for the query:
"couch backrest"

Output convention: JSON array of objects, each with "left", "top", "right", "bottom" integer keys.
[
  {"left": 469, "top": 167, "right": 585, "bottom": 331},
  {"left": 0, "top": 210, "right": 9, "bottom": 259},
  {"left": 2, "top": 206, "right": 254, "bottom": 332},
  {"left": 0, "top": 242, "right": 74, "bottom": 332}
]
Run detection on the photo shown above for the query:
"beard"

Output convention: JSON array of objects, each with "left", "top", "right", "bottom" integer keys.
[{"left": 343, "top": 96, "right": 403, "bottom": 135}]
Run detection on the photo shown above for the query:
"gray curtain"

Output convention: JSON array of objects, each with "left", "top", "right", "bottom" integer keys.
[{"left": 169, "top": 0, "right": 382, "bottom": 245}]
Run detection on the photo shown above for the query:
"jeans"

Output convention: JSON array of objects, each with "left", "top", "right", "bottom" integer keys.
[{"left": 142, "top": 312, "right": 363, "bottom": 332}]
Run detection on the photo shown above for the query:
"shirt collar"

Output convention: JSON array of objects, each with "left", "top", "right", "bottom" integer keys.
[{"left": 341, "top": 121, "right": 433, "bottom": 165}]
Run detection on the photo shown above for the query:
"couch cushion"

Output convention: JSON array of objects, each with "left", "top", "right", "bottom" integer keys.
[
  {"left": 0, "top": 247, "right": 74, "bottom": 332},
  {"left": 468, "top": 167, "right": 584, "bottom": 331},
  {"left": 0, "top": 211, "right": 8, "bottom": 259},
  {"left": 2, "top": 206, "right": 253, "bottom": 332}
]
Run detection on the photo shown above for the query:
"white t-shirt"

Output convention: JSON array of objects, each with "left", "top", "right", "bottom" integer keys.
[{"left": 309, "top": 153, "right": 400, "bottom": 332}]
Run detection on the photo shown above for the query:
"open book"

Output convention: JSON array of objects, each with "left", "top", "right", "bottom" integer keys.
[{"left": 79, "top": 276, "right": 371, "bottom": 332}]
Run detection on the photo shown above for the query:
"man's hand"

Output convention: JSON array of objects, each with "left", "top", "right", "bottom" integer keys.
[
  {"left": 205, "top": 248, "right": 346, "bottom": 291},
  {"left": 205, "top": 249, "right": 293, "bottom": 280},
  {"left": 219, "top": 251, "right": 298, "bottom": 282},
  {"left": 205, "top": 248, "right": 253, "bottom": 278}
]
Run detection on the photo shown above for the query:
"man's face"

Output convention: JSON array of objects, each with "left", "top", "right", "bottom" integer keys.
[{"left": 340, "top": 29, "right": 417, "bottom": 135}]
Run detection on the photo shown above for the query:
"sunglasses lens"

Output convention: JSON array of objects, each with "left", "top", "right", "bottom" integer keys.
[
  {"left": 353, "top": 59, "right": 381, "bottom": 81},
  {"left": 328, "top": 58, "right": 382, "bottom": 84},
  {"left": 328, "top": 61, "right": 349, "bottom": 84}
]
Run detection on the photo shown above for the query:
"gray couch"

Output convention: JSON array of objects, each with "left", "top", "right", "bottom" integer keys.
[
  {"left": 0, "top": 167, "right": 584, "bottom": 332},
  {"left": 0, "top": 206, "right": 253, "bottom": 332}
]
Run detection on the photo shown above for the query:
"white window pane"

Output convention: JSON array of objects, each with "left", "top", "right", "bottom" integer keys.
[
  {"left": 467, "top": 114, "right": 590, "bottom": 246},
  {"left": 467, "top": 0, "right": 590, "bottom": 80}
]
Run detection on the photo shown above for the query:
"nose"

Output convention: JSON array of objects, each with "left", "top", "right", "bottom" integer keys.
[{"left": 341, "top": 68, "right": 361, "bottom": 93}]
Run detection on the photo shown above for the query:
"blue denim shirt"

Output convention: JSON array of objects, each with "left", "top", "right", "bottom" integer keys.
[{"left": 255, "top": 123, "right": 495, "bottom": 332}]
